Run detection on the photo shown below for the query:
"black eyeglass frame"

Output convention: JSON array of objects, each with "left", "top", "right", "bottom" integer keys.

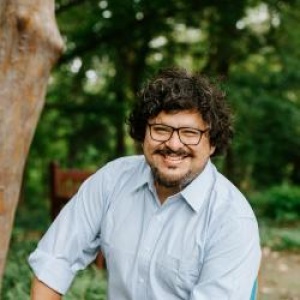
[{"left": 147, "top": 123, "right": 210, "bottom": 146}]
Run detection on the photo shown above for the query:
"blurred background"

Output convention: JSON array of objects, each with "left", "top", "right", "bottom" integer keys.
[{"left": 2, "top": 0, "right": 300, "bottom": 299}]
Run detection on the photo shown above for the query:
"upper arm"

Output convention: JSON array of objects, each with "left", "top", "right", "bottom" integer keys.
[
  {"left": 190, "top": 217, "right": 261, "bottom": 299},
  {"left": 28, "top": 165, "right": 113, "bottom": 294}
]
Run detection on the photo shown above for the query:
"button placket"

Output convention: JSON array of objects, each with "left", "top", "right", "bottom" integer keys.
[
  {"left": 143, "top": 212, "right": 164, "bottom": 254},
  {"left": 136, "top": 209, "right": 165, "bottom": 298}
]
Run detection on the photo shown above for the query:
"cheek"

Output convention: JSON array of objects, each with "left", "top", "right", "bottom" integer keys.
[
  {"left": 143, "top": 139, "right": 157, "bottom": 157},
  {"left": 190, "top": 146, "right": 212, "bottom": 166},
  {"left": 143, "top": 137, "right": 151, "bottom": 150},
  {"left": 143, "top": 133, "right": 163, "bottom": 152}
]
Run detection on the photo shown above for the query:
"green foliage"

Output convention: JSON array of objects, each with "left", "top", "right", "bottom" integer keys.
[
  {"left": 65, "top": 267, "right": 107, "bottom": 300},
  {"left": 259, "top": 225, "right": 300, "bottom": 251},
  {"left": 250, "top": 185, "right": 300, "bottom": 223},
  {"left": 228, "top": 71, "right": 300, "bottom": 188},
  {"left": 18, "top": 0, "right": 299, "bottom": 244},
  {"left": 3, "top": 213, "right": 107, "bottom": 298},
  {"left": 2, "top": 233, "right": 107, "bottom": 299},
  {"left": 2, "top": 205, "right": 108, "bottom": 299},
  {"left": 2, "top": 216, "right": 106, "bottom": 298},
  {"left": 2, "top": 237, "right": 34, "bottom": 299}
]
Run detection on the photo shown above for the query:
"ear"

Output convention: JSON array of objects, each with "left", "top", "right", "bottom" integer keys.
[{"left": 209, "top": 145, "right": 216, "bottom": 156}]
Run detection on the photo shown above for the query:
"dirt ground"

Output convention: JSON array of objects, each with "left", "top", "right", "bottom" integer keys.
[{"left": 258, "top": 247, "right": 300, "bottom": 300}]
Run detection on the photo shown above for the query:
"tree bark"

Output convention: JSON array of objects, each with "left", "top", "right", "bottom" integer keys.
[{"left": 0, "top": 0, "right": 63, "bottom": 289}]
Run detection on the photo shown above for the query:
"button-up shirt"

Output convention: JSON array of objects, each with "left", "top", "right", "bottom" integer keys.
[{"left": 28, "top": 155, "right": 261, "bottom": 299}]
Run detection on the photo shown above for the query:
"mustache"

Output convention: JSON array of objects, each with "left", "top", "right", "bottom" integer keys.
[{"left": 154, "top": 147, "right": 191, "bottom": 157}]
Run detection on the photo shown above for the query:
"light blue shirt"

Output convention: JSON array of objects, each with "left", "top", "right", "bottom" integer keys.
[{"left": 29, "top": 155, "right": 261, "bottom": 299}]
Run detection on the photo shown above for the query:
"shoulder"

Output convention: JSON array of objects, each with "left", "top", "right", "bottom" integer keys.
[
  {"left": 205, "top": 166, "right": 260, "bottom": 249},
  {"left": 105, "top": 155, "right": 146, "bottom": 169},
  {"left": 85, "top": 155, "right": 147, "bottom": 190},
  {"left": 212, "top": 169, "right": 255, "bottom": 219},
  {"left": 199, "top": 162, "right": 258, "bottom": 235},
  {"left": 74, "top": 155, "right": 147, "bottom": 209},
  {"left": 99, "top": 155, "right": 147, "bottom": 178}
]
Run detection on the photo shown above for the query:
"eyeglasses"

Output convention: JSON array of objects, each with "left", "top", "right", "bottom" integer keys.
[{"left": 148, "top": 123, "right": 210, "bottom": 145}]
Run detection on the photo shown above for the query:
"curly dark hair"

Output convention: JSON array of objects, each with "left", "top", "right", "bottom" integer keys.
[{"left": 127, "top": 67, "right": 233, "bottom": 156}]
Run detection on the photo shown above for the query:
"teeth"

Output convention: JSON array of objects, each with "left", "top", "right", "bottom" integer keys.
[{"left": 165, "top": 155, "right": 183, "bottom": 161}]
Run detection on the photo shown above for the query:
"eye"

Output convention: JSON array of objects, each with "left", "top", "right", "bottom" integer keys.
[
  {"left": 152, "top": 125, "right": 172, "bottom": 134},
  {"left": 180, "top": 128, "right": 199, "bottom": 137}
]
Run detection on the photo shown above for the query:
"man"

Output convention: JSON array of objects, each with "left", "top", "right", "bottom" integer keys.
[{"left": 29, "top": 67, "right": 261, "bottom": 299}]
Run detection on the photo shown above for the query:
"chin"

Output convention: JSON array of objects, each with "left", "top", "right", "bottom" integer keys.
[{"left": 155, "top": 170, "right": 195, "bottom": 189}]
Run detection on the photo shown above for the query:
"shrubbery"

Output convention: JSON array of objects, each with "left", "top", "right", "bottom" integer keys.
[
  {"left": 2, "top": 230, "right": 107, "bottom": 299},
  {"left": 1, "top": 207, "right": 107, "bottom": 299},
  {"left": 250, "top": 184, "right": 300, "bottom": 223}
]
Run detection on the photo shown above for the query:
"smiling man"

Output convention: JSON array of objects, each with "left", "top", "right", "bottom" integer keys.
[
  {"left": 29, "top": 68, "right": 261, "bottom": 299},
  {"left": 144, "top": 110, "right": 215, "bottom": 202}
]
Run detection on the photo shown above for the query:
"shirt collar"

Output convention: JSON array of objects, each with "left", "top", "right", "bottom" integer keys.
[
  {"left": 131, "top": 157, "right": 153, "bottom": 191},
  {"left": 132, "top": 156, "right": 216, "bottom": 213},
  {"left": 180, "top": 160, "right": 216, "bottom": 213}
]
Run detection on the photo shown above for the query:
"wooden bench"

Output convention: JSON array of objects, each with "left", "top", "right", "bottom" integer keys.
[{"left": 49, "top": 161, "right": 105, "bottom": 269}]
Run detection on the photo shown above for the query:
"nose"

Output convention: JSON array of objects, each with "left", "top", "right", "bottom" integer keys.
[{"left": 165, "top": 130, "right": 184, "bottom": 149}]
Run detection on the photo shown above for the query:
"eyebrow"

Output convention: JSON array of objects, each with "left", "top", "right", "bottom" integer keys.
[{"left": 149, "top": 123, "right": 207, "bottom": 131}]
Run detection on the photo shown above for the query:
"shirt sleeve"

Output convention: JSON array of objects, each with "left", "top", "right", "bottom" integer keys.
[
  {"left": 189, "top": 215, "right": 261, "bottom": 300},
  {"left": 28, "top": 165, "right": 111, "bottom": 295}
]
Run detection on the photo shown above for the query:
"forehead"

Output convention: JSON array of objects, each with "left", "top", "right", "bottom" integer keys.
[{"left": 149, "top": 109, "right": 207, "bottom": 128}]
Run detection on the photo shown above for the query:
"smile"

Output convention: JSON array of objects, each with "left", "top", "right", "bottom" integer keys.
[
  {"left": 155, "top": 148, "right": 190, "bottom": 163},
  {"left": 161, "top": 153, "right": 189, "bottom": 165}
]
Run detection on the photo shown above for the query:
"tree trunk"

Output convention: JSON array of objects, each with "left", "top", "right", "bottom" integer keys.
[{"left": 0, "top": 0, "right": 63, "bottom": 289}]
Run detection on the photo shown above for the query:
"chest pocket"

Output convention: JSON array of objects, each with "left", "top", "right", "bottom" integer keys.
[{"left": 155, "top": 253, "right": 201, "bottom": 296}]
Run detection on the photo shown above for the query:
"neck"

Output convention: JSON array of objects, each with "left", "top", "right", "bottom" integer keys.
[{"left": 155, "top": 182, "right": 180, "bottom": 204}]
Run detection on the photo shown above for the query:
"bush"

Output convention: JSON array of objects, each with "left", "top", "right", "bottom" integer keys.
[
  {"left": 1, "top": 204, "right": 107, "bottom": 299},
  {"left": 2, "top": 228, "right": 107, "bottom": 299},
  {"left": 250, "top": 184, "right": 300, "bottom": 223},
  {"left": 259, "top": 225, "right": 300, "bottom": 251}
]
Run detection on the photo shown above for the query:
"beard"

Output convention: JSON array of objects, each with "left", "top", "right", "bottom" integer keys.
[
  {"left": 151, "top": 166, "right": 196, "bottom": 189},
  {"left": 149, "top": 147, "right": 199, "bottom": 190}
]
